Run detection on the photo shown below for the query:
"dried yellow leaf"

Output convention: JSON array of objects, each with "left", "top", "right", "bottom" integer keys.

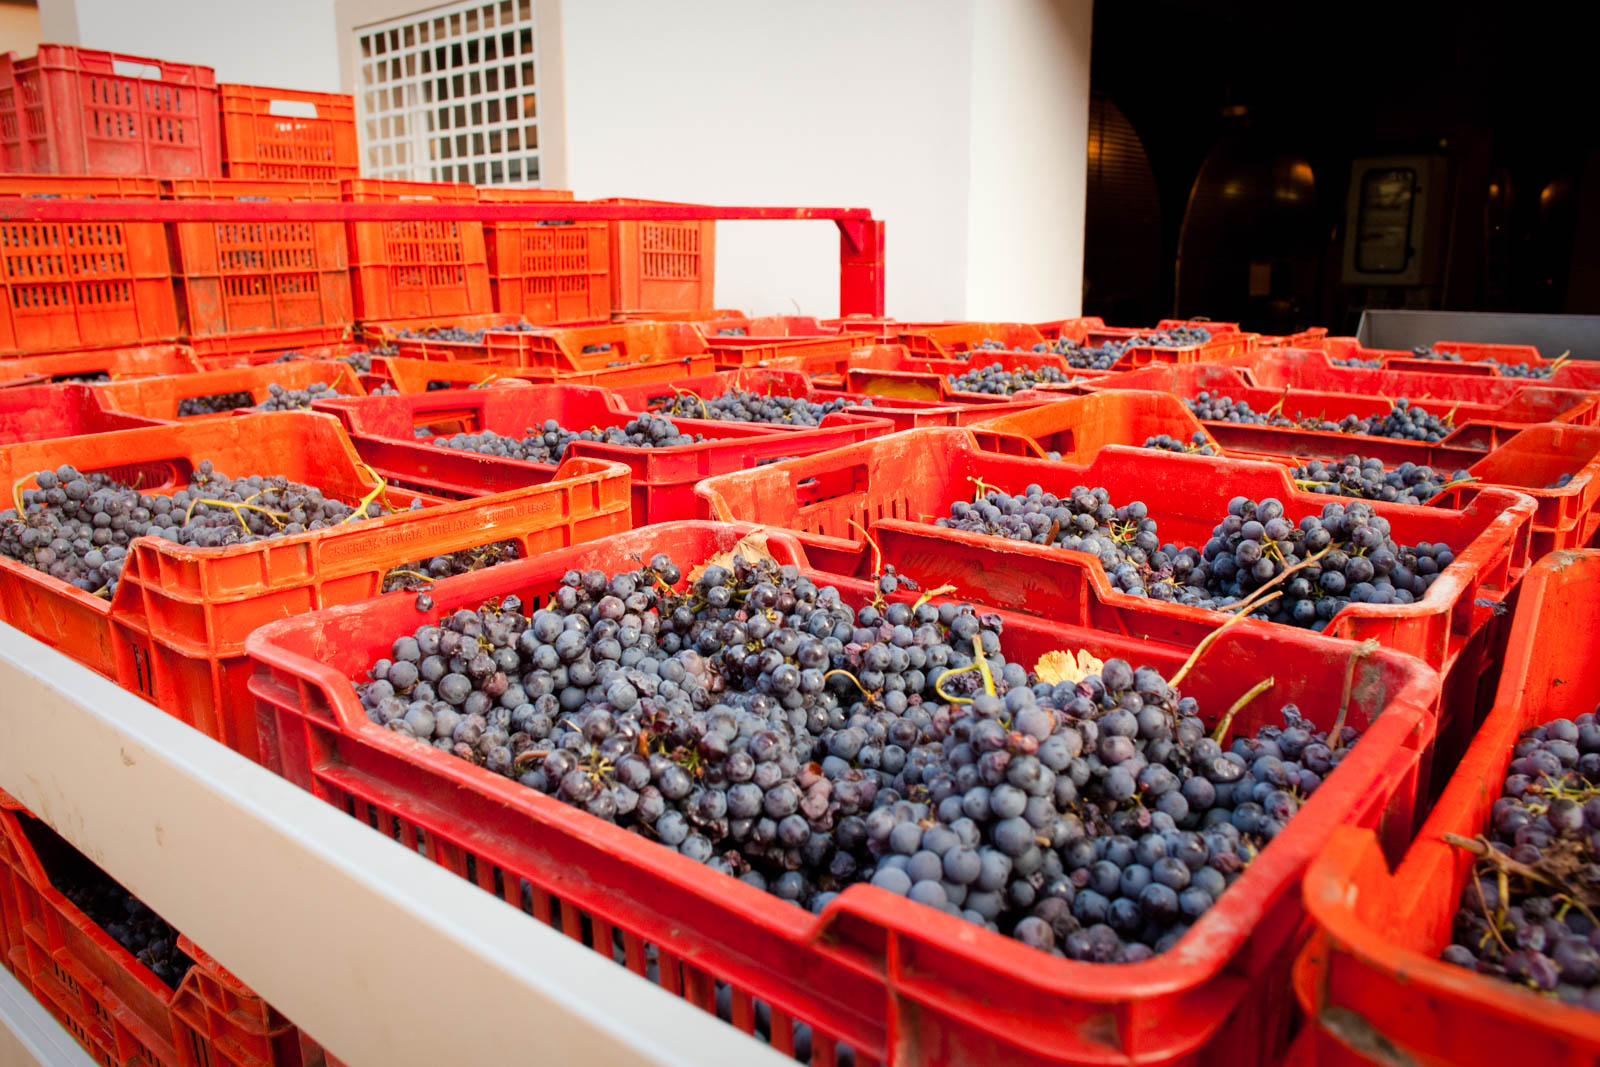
[
  {"left": 1034, "top": 648, "right": 1106, "bottom": 686},
  {"left": 686, "top": 528, "right": 776, "bottom": 586}
]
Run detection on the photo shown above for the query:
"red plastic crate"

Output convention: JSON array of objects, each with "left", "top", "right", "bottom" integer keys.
[
  {"left": 363, "top": 313, "right": 529, "bottom": 363},
  {"left": 1320, "top": 337, "right": 1600, "bottom": 391},
  {"left": 895, "top": 321, "right": 1048, "bottom": 358},
  {"left": 695, "top": 428, "right": 1533, "bottom": 715},
  {"left": 0, "top": 795, "right": 309, "bottom": 1067},
  {"left": 1031, "top": 316, "right": 1104, "bottom": 345},
  {"left": 1085, "top": 358, "right": 1600, "bottom": 443},
  {"left": 164, "top": 179, "right": 353, "bottom": 355},
  {"left": 243, "top": 520, "right": 1438, "bottom": 1067},
  {"left": 362, "top": 355, "right": 555, "bottom": 394},
  {"left": 89, "top": 359, "right": 370, "bottom": 420},
  {"left": 13, "top": 45, "right": 221, "bottom": 176},
  {"left": 219, "top": 84, "right": 358, "bottom": 182},
  {"left": 316, "top": 385, "right": 887, "bottom": 523},
  {"left": 0, "top": 382, "right": 162, "bottom": 443},
  {"left": 0, "top": 413, "right": 631, "bottom": 760},
  {"left": 598, "top": 197, "right": 716, "bottom": 314},
  {"left": 0, "top": 52, "right": 22, "bottom": 172},
  {"left": 1260, "top": 327, "right": 1330, "bottom": 350},
  {"left": 974, "top": 392, "right": 1600, "bottom": 560},
  {"left": 0, "top": 344, "right": 202, "bottom": 388},
  {"left": 1082, "top": 323, "right": 1257, "bottom": 365},
  {"left": 841, "top": 344, "right": 1098, "bottom": 402},
  {"left": 1156, "top": 318, "right": 1242, "bottom": 333},
  {"left": 0, "top": 176, "right": 181, "bottom": 357},
  {"left": 601, "top": 367, "right": 1045, "bottom": 433},
  {"left": 340, "top": 179, "right": 490, "bottom": 322},
  {"left": 1293, "top": 548, "right": 1600, "bottom": 1067},
  {"left": 479, "top": 187, "right": 610, "bottom": 324},
  {"left": 483, "top": 320, "right": 710, "bottom": 373}
]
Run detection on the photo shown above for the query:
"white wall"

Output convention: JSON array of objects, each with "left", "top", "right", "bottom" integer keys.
[
  {"left": 967, "top": 0, "right": 1092, "bottom": 318},
  {"left": 558, "top": 0, "right": 978, "bottom": 320},
  {"left": 37, "top": 0, "right": 342, "bottom": 91}
]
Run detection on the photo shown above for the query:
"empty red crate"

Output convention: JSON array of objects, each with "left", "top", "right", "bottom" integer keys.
[
  {"left": 341, "top": 179, "right": 491, "bottom": 322},
  {"left": 598, "top": 197, "right": 715, "bottom": 314},
  {"left": 0, "top": 176, "right": 181, "bottom": 357},
  {"left": 0, "top": 382, "right": 162, "bottom": 443},
  {"left": 316, "top": 385, "right": 886, "bottom": 523},
  {"left": 245, "top": 520, "right": 1438, "bottom": 1067},
  {"left": 13, "top": 45, "right": 220, "bottom": 176},
  {"left": 219, "top": 84, "right": 358, "bottom": 182},
  {"left": 90, "top": 359, "right": 370, "bottom": 420},
  {"left": 0, "top": 413, "right": 630, "bottom": 759},
  {"left": 0, "top": 794, "right": 310, "bottom": 1067},
  {"left": 1293, "top": 548, "right": 1600, "bottom": 1067},
  {"left": 480, "top": 187, "right": 610, "bottom": 325},
  {"left": 0, "top": 344, "right": 202, "bottom": 388},
  {"left": 164, "top": 178, "right": 353, "bottom": 356},
  {"left": 695, "top": 427, "right": 1533, "bottom": 711}
]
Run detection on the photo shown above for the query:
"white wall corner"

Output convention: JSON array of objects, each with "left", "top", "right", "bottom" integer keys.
[
  {"left": 965, "top": 0, "right": 1092, "bottom": 320},
  {"left": 35, "top": 0, "right": 80, "bottom": 44}
]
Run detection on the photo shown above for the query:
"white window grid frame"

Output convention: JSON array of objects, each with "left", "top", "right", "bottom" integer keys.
[{"left": 356, "top": 0, "right": 543, "bottom": 186}]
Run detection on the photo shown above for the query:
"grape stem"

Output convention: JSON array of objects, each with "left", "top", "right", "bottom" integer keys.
[
  {"left": 11, "top": 473, "right": 31, "bottom": 514},
  {"left": 1167, "top": 592, "right": 1281, "bottom": 689},
  {"left": 1210, "top": 677, "right": 1274, "bottom": 744},
  {"left": 1217, "top": 545, "right": 1335, "bottom": 616},
  {"left": 1329, "top": 638, "right": 1380, "bottom": 750},
  {"left": 845, "top": 518, "right": 884, "bottom": 580}
]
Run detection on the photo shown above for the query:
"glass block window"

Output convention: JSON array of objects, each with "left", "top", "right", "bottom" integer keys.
[{"left": 356, "top": 0, "right": 542, "bottom": 185}]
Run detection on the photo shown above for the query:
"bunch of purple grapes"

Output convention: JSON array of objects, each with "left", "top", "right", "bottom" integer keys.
[
  {"left": 357, "top": 550, "right": 1360, "bottom": 964},
  {"left": 432, "top": 414, "right": 706, "bottom": 462},
  {"left": 1441, "top": 712, "right": 1600, "bottom": 1007}
]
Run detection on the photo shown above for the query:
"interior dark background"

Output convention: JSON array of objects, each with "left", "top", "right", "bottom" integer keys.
[{"left": 1084, "top": 1, "right": 1599, "bottom": 335}]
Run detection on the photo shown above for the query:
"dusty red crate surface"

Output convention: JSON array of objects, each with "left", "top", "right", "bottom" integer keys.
[
  {"left": 0, "top": 413, "right": 630, "bottom": 759},
  {"left": 220, "top": 84, "right": 358, "bottom": 182},
  {"left": 0, "top": 382, "right": 162, "bottom": 444},
  {"left": 341, "top": 179, "right": 490, "bottom": 322},
  {"left": 316, "top": 384, "right": 887, "bottom": 523},
  {"left": 0, "top": 176, "right": 180, "bottom": 357},
  {"left": 12, "top": 45, "right": 220, "bottom": 176},
  {"left": 0, "top": 345, "right": 202, "bottom": 388},
  {"left": 245, "top": 520, "right": 1438, "bottom": 1067},
  {"left": 0, "top": 794, "right": 305, "bottom": 1066},
  {"left": 164, "top": 178, "right": 353, "bottom": 356},
  {"left": 1294, "top": 549, "right": 1600, "bottom": 1067}
]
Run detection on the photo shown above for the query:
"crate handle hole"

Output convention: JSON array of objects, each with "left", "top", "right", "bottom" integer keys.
[
  {"left": 111, "top": 60, "right": 165, "bottom": 80},
  {"left": 267, "top": 99, "right": 320, "bottom": 119}
]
